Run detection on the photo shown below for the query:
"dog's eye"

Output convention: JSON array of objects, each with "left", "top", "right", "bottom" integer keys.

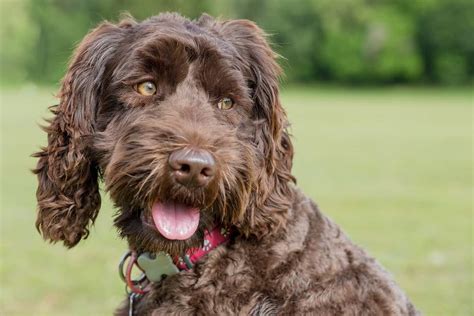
[
  {"left": 217, "top": 97, "right": 234, "bottom": 110},
  {"left": 136, "top": 81, "right": 157, "bottom": 96}
]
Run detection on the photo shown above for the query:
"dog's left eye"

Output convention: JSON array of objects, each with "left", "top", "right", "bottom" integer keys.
[
  {"left": 217, "top": 97, "right": 234, "bottom": 110},
  {"left": 136, "top": 81, "right": 157, "bottom": 96}
]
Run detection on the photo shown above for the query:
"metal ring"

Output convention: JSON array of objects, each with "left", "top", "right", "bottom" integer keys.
[{"left": 119, "top": 250, "right": 133, "bottom": 283}]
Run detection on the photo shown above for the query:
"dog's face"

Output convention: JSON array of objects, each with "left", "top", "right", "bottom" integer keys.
[{"left": 34, "top": 13, "right": 294, "bottom": 255}]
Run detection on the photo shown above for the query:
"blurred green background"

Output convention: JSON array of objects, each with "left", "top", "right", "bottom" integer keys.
[
  {"left": 0, "top": 0, "right": 472, "bottom": 315},
  {"left": 2, "top": 0, "right": 474, "bottom": 85}
]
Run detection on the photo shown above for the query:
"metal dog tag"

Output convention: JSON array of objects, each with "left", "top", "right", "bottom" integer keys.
[{"left": 137, "top": 252, "right": 179, "bottom": 282}]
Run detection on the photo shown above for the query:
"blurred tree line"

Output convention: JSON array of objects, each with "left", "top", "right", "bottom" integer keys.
[{"left": 1, "top": 0, "right": 473, "bottom": 85}]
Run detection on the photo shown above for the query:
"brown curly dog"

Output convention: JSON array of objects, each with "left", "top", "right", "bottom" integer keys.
[{"left": 33, "top": 13, "right": 418, "bottom": 315}]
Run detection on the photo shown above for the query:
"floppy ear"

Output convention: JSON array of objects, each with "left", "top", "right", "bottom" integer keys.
[
  {"left": 218, "top": 19, "right": 296, "bottom": 238},
  {"left": 33, "top": 21, "right": 130, "bottom": 247}
]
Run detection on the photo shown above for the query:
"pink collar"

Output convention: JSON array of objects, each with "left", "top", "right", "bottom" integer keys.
[{"left": 174, "top": 225, "right": 231, "bottom": 270}]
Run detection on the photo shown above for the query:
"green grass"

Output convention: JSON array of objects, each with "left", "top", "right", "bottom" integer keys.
[{"left": 1, "top": 85, "right": 472, "bottom": 315}]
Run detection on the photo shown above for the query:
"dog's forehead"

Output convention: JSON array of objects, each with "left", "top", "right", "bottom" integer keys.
[
  {"left": 128, "top": 17, "right": 238, "bottom": 60},
  {"left": 109, "top": 18, "right": 244, "bottom": 87}
]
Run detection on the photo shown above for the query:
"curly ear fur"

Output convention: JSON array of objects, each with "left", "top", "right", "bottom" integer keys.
[
  {"left": 33, "top": 20, "right": 132, "bottom": 247},
  {"left": 218, "top": 19, "right": 296, "bottom": 238}
]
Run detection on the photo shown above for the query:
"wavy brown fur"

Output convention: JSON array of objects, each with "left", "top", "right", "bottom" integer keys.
[{"left": 33, "top": 13, "right": 418, "bottom": 315}]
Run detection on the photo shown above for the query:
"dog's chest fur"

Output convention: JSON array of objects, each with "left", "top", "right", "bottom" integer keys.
[{"left": 117, "top": 188, "right": 417, "bottom": 316}]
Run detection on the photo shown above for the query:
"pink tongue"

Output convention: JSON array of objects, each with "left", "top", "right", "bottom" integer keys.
[{"left": 151, "top": 201, "right": 200, "bottom": 240}]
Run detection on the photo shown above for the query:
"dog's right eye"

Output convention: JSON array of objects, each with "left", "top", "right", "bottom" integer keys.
[
  {"left": 217, "top": 97, "right": 234, "bottom": 110},
  {"left": 136, "top": 81, "right": 157, "bottom": 96}
]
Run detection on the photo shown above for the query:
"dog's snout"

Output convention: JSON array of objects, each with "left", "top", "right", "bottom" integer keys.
[{"left": 169, "top": 148, "right": 215, "bottom": 187}]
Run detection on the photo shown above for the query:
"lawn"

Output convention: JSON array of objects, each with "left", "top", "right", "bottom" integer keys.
[{"left": 1, "top": 85, "right": 472, "bottom": 315}]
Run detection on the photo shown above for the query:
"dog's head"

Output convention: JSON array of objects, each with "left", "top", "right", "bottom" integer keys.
[{"left": 34, "top": 13, "right": 294, "bottom": 255}]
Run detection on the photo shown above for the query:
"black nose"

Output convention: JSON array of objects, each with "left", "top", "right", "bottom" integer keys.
[{"left": 168, "top": 148, "right": 216, "bottom": 187}]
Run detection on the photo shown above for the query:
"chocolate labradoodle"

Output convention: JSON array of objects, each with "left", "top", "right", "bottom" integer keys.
[{"left": 34, "top": 13, "right": 418, "bottom": 315}]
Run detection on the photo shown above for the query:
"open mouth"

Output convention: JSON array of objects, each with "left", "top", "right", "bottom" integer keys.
[{"left": 150, "top": 201, "right": 200, "bottom": 241}]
